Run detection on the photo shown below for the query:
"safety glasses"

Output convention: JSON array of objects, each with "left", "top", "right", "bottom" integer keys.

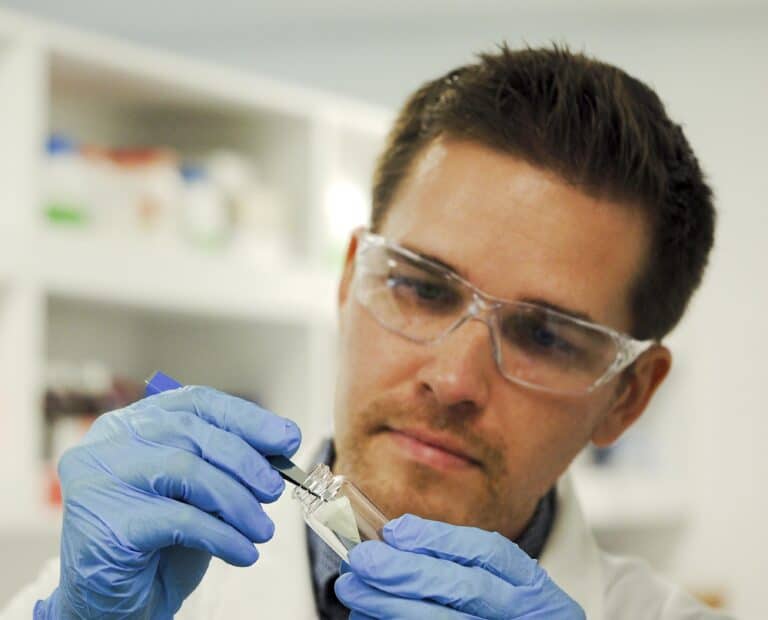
[{"left": 352, "top": 230, "right": 655, "bottom": 396}]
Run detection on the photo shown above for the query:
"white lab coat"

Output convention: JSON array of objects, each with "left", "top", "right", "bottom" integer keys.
[{"left": 1, "top": 474, "right": 733, "bottom": 619}]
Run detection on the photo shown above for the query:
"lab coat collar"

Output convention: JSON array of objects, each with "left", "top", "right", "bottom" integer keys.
[{"left": 540, "top": 472, "right": 605, "bottom": 619}]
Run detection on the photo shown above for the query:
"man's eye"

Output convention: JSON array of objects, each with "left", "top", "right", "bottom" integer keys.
[
  {"left": 503, "top": 314, "right": 580, "bottom": 358},
  {"left": 387, "top": 276, "right": 460, "bottom": 309},
  {"left": 530, "top": 325, "right": 558, "bottom": 347}
]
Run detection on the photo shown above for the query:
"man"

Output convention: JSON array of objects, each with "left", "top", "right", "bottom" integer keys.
[{"left": 4, "top": 45, "right": 730, "bottom": 619}]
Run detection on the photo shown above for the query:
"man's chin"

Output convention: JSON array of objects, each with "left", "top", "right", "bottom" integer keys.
[
  {"left": 338, "top": 432, "right": 490, "bottom": 525},
  {"left": 363, "top": 470, "right": 490, "bottom": 529}
]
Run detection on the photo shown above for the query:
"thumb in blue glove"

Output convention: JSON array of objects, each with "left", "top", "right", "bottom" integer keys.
[{"left": 335, "top": 513, "right": 585, "bottom": 619}]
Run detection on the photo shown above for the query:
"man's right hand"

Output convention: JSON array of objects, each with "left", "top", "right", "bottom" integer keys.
[{"left": 34, "top": 385, "right": 301, "bottom": 620}]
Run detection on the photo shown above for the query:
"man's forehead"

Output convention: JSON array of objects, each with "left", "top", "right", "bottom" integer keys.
[{"left": 377, "top": 139, "right": 650, "bottom": 331}]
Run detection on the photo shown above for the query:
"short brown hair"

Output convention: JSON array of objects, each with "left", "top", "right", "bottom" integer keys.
[{"left": 371, "top": 44, "right": 715, "bottom": 340}]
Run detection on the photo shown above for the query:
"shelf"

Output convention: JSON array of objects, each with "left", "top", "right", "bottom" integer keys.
[
  {"left": 34, "top": 228, "right": 338, "bottom": 324},
  {"left": 0, "top": 8, "right": 381, "bottom": 127},
  {"left": 0, "top": 8, "right": 380, "bottom": 580}
]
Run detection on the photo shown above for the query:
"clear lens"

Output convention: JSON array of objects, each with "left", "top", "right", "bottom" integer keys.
[
  {"left": 496, "top": 305, "right": 619, "bottom": 393},
  {"left": 354, "top": 244, "right": 468, "bottom": 342},
  {"left": 354, "top": 236, "right": 622, "bottom": 394}
]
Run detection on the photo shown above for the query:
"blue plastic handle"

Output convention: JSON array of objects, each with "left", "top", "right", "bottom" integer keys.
[{"left": 145, "top": 371, "right": 183, "bottom": 397}]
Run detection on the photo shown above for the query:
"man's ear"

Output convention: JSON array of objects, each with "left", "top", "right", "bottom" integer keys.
[
  {"left": 591, "top": 345, "right": 672, "bottom": 447},
  {"left": 338, "top": 227, "right": 362, "bottom": 308}
]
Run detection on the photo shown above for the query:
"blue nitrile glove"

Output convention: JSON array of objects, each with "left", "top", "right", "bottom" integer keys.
[
  {"left": 335, "top": 513, "right": 585, "bottom": 619},
  {"left": 33, "top": 385, "right": 301, "bottom": 620}
]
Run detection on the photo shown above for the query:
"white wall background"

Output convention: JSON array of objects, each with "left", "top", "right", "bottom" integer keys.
[{"left": 1, "top": 1, "right": 766, "bottom": 617}]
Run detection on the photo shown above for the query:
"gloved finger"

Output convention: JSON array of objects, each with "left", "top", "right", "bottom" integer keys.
[
  {"left": 348, "top": 612, "right": 378, "bottom": 620},
  {"left": 335, "top": 573, "right": 479, "bottom": 620},
  {"left": 382, "top": 513, "right": 537, "bottom": 586},
  {"left": 143, "top": 385, "right": 301, "bottom": 456},
  {"left": 348, "top": 541, "right": 518, "bottom": 619},
  {"left": 100, "top": 486, "right": 260, "bottom": 567},
  {"left": 76, "top": 436, "right": 277, "bottom": 543},
  {"left": 116, "top": 406, "right": 285, "bottom": 502}
]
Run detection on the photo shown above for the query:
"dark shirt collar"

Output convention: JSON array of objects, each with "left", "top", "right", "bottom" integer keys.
[{"left": 305, "top": 439, "right": 557, "bottom": 619}]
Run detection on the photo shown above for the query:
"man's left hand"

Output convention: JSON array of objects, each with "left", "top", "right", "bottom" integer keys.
[{"left": 335, "top": 514, "right": 585, "bottom": 619}]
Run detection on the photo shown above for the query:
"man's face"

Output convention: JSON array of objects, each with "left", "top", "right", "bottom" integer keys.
[{"left": 333, "top": 138, "right": 667, "bottom": 538}]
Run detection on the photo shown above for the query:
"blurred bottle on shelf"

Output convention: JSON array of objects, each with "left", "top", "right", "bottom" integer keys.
[
  {"left": 179, "top": 163, "right": 231, "bottom": 250},
  {"left": 42, "top": 134, "right": 291, "bottom": 259},
  {"left": 93, "top": 147, "right": 182, "bottom": 237},
  {"left": 43, "top": 360, "right": 143, "bottom": 506},
  {"left": 42, "top": 134, "right": 91, "bottom": 226},
  {"left": 323, "top": 178, "right": 368, "bottom": 269},
  {"left": 207, "top": 150, "right": 290, "bottom": 263}
]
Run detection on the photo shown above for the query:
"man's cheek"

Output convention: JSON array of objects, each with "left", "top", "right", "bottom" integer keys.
[
  {"left": 345, "top": 307, "right": 423, "bottom": 383},
  {"left": 514, "top": 429, "right": 585, "bottom": 490}
]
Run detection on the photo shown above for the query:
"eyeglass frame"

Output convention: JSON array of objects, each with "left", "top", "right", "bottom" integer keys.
[{"left": 351, "top": 229, "right": 658, "bottom": 396}]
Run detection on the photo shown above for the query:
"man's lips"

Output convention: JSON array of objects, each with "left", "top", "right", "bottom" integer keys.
[{"left": 384, "top": 427, "right": 482, "bottom": 470}]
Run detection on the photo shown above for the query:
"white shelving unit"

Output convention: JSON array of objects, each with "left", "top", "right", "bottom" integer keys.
[{"left": 0, "top": 9, "right": 390, "bottom": 547}]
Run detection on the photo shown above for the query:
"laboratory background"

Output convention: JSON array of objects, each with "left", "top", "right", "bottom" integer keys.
[{"left": 0, "top": 1, "right": 765, "bottom": 618}]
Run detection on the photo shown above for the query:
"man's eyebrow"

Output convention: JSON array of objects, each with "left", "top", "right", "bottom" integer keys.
[
  {"left": 518, "top": 297, "right": 594, "bottom": 324},
  {"left": 401, "top": 244, "right": 469, "bottom": 279},
  {"left": 399, "top": 242, "right": 595, "bottom": 324}
]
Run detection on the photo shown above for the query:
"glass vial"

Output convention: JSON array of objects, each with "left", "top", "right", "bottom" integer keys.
[{"left": 293, "top": 463, "right": 388, "bottom": 561}]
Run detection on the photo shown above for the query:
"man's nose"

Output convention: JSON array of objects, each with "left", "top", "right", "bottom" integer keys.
[{"left": 416, "top": 317, "right": 493, "bottom": 412}]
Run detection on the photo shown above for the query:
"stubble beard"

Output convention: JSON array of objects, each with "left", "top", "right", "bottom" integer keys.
[{"left": 333, "top": 396, "right": 535, "bottom": 538}]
